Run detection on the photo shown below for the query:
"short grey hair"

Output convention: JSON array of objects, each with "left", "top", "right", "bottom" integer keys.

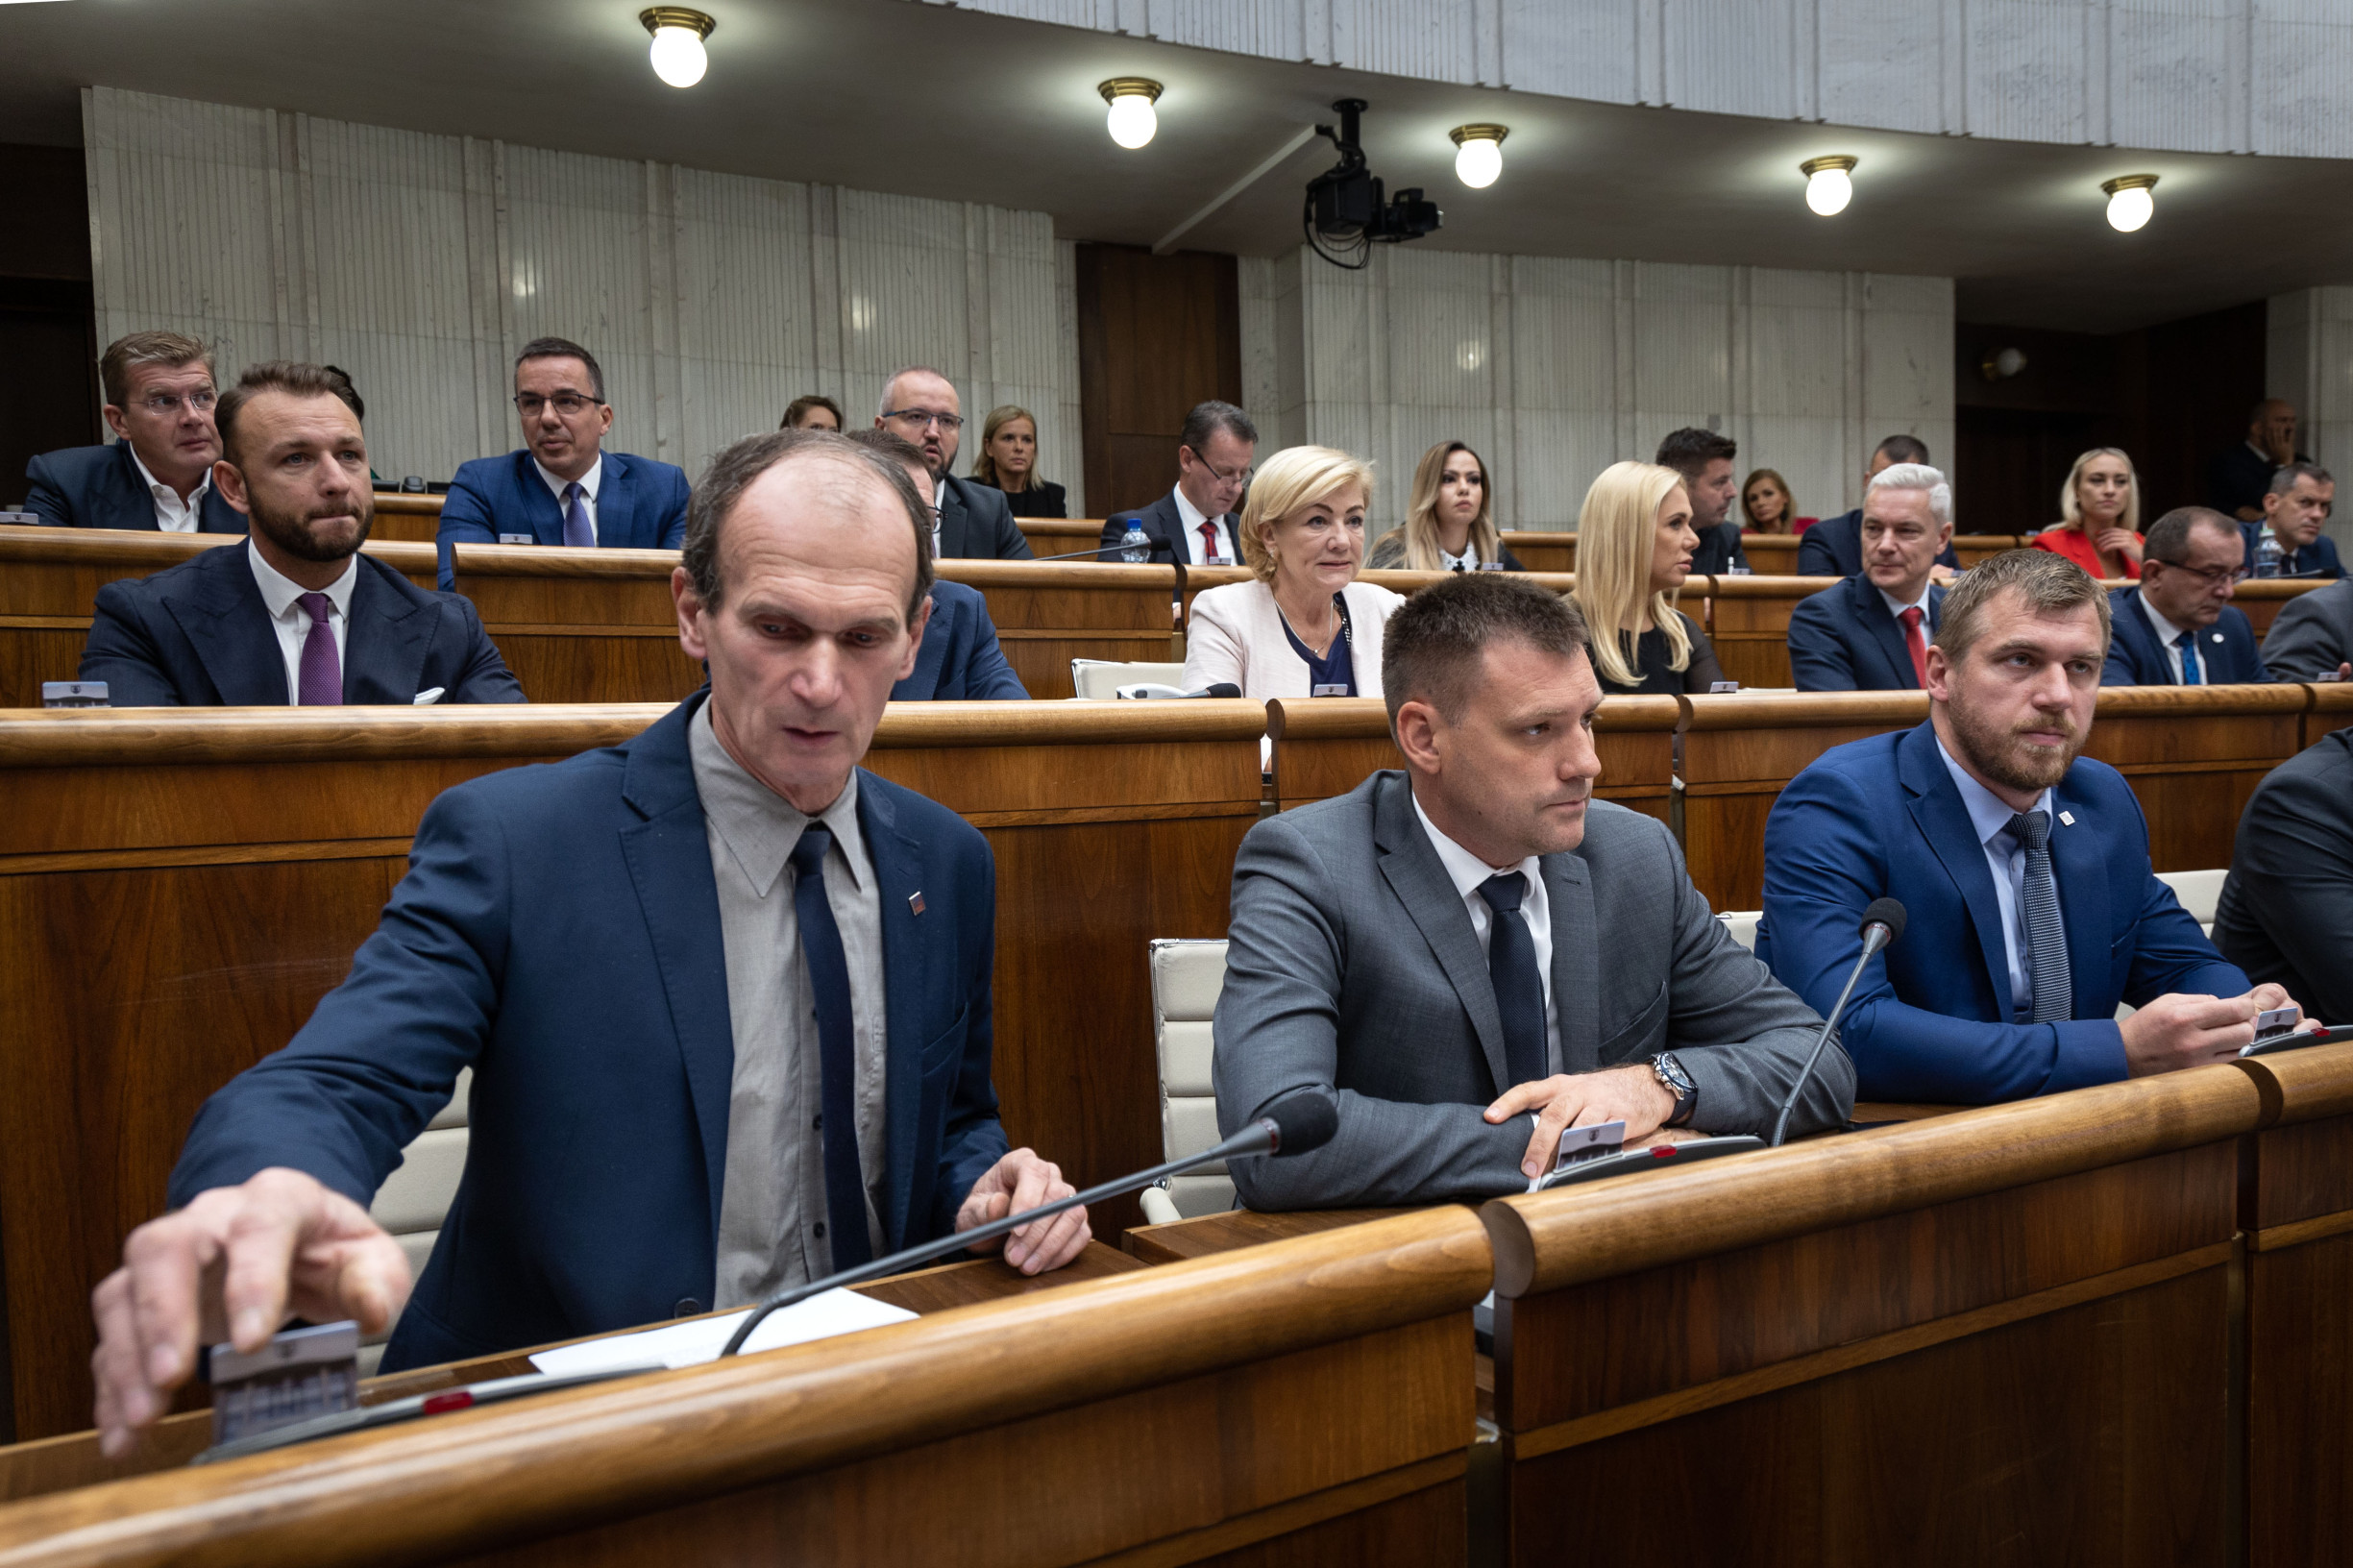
[
  {"left": 2269, "top": 461, "right": 2334, "bottom": 497},
  {"left": 1868, "top": 462, "right": 1952, "bottom": 527},
  {"left": 877, "top": 366, "right": 953, "bottom": 419}
]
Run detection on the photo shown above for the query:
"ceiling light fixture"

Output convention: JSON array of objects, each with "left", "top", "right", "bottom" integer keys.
[
  {"left": 1099, "top": 79, "right": 1163, "bottom": 150},
  {"left": 2102, "top": 174, "right": 2158, "bottom": 233},
  {"left": 1449, "top": 124, "right": 1507, "bottom": 189},
  {"left": 1800, "top": 155, "right": 1857, "bottom": 216},
  {"left": 641, "top": 8, "right": 715, "bottom": 89}
]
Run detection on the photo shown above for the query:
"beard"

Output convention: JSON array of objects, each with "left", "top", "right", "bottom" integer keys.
[
  {"left": 250, "top": 490, "right": 372, "bottom": 564},
  {"left": 1946, "top": 693, "right": 2084, "bottom": 795}
]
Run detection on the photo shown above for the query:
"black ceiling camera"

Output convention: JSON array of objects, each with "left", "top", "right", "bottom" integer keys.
[{"left": 1304, "top": 99, "right": 1441, "bottom": 270}]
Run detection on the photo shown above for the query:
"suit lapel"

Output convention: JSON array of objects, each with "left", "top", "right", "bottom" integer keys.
[
  {"left": 161, "top": 546, "right": 287, "bottom": 703},
  {"left": 862, "top": 778, "right": 930, "bottom": 1251},
  {"left": 2047, "top": 772, "right": 2112, "bottom": 1015},
  {"left": 1542, "top": 851, "right": 1598, "bottom": 1073},
  {"left": 938, "top": 478, "right": 968, "bottom": 558},
  {"left": 1898, "top": 723, "right": 2014, "bottom": 1011},
  {"left": 1854, "top": 577, "right": 1917, "bottom": 690},
  {"left": 340, "top": 559, "right": 432, "bottom": 703},
  {"left": 597, "top": 453, "right": 633, "bottom": 549},
  {"left": 517, "top": 453, "right": 567, "bottom": 546},
  {"left": 616, "top": 697, "right": 736, "bottom": 1242},
  {"left": 1372, "top": 775, "right": 1511, "bottom": 1096},
  {"left": 2112, "top": 589, "right": 2162, "bottom": 681}
]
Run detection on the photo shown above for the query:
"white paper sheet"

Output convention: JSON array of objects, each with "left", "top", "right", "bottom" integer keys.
[{"left": 528, "top": 1287, "right": 919, "bottom": 1377}]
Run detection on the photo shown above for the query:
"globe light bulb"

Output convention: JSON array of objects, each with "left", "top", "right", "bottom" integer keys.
[
  {"left": 1450, "top": 126, "right": 1506, "bottom": 190},
  {"left": 1802, "top": 157, "right": 1856, "bottom": 216},
  {"left": 641, "top": 10, "right": 715, "bottom": 88},
  {"left": 1099, "top": 79, "right": 1164, "bottom": 150},
  {"left": 2104, "top": 176, "right": 2157, "bottom": 233}
]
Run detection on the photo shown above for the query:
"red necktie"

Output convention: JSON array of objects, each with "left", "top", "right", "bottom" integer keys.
[
  {"left": 1200, "top": 521, "right": 1221, "bottom": 563},
  {"left": 1899, "top": 605, "right": 1928, "bottom": 687}
]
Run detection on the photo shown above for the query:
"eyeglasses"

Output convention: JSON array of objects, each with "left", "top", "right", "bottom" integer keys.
[
  {"left": 883, "top": 407, "right": 965, "bottom": 433},
  {"left": 513, "top": 392, "right": 602, "bottom": 418},
  {"left": 2149, "top": 558, "right": 2247, "bottom": 588},
  {"left": 134, "top": 390, "right": 216, "bottom": 416},
  {"left": 1190, "top": 453, "right": 1253, "bottom": 489}
]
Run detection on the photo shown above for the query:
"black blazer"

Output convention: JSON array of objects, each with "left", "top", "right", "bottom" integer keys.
[
  {"left": 1097, "top": 490, "right": 1241, "bottom": 564},
  {"left": 2215, "top": 728, "right": 2353, "bottom": 1024},
  {"left": 1690, "top": 521, "right": 1749, "bottom": 576},
  {"left": 2208, "top": 444, "right": 2308, "bottom": 521},
  {"left": 936, "top": 474, "right": 1033, "bottom": 560},
  {"left": 79, "top": 543, "right": 526, "bottom": 706},
  {"left": 999, "top": 480, "right": 1066, "bottom": 519},
  {"left": 1798, "top": 510, "right": 1961, "bottom": 577},
  {"left": 1363, "top": 531, "right": 1527, "bottom": 572},
  {"left": 24, "top": 442, "right": 246, "bottom": 533}
]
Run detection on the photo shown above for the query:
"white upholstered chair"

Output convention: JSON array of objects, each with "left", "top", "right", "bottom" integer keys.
[
  {"left": 1069, "top": 659, "right": 1187, "bottom": 699},
  {"left": 1143, "top": 939, "right": 1237, "bottom": 1223},
  {"left": 358, "top": 1067, "right": 472, "bottom": 1375}
]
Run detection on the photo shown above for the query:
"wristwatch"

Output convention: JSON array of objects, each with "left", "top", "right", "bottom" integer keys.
[{"left": 1650, "top": 1052, "right": 1697, "bottom": 1127}]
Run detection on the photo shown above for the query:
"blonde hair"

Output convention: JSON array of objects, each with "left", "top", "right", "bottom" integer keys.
[
  {"left": 1238, "top": 445, "right": 1374, "bottom": 584},
  {"left": 1572, "top": 461, "right": 1692, "bottom": 688},
  {"left": 1741, "top": 467, "right": 1795, "bottom": 531},
  {"left": 2058, "top": 447, "right": 2141, "bottom": 534},
  {"left": 1392, "top": 441, "right": 1500, "bottom": 571},
  {"left": 970, "top": 404, "right": 1039, "bottom": 491}
]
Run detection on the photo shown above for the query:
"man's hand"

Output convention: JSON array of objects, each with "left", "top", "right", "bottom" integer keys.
[
  {"left": 90, "top": 1168, "right": 409, "bottom": 1458},
  {"left": 1484, "top": 1065, "right": 1678, "bottom": 1181},
  {"left": 2119, "top": 987, "right": 2298, "bottom": 1077},
  {"left": 955, "top": 1149, "right": 1090, "bottom": 1277},
  {"left": 2096, "top": 527, "right": 2145, "bottom": 567}
]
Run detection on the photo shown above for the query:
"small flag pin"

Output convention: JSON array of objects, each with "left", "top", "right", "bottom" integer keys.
[
  {"left": 909, "top": 891, "right": 926, "bottom": 915},
  {"left": 2059, "top": 810, "right": 2076, "bottom": 826},
  {"left": 2211, "top": 632, "right": 2224, "bottom": 643}
]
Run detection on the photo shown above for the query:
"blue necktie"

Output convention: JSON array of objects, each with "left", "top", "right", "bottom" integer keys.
[
  {"left": 789, "top": 826, "right": 871, "bottom": 1270},
  {"left": 561, "top": 480, "right": 595, "bottom": 548},
  {"left": 2173, "top": 629, "right": 2203, "bottom": 685},
  {"left": 2009, "top": 811, "right": 2071, "bottom": 1024},
  {"left": 1477, "top": 872, "right": 1549, "bottom": 1090}
]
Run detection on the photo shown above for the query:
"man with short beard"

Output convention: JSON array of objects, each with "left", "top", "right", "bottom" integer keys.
[
  {"left": 1758, "top": 549, "right": 2298, "bottom": 1104},
  {"left": 79, "top": 361, "right": 522, "bottom": 706}
]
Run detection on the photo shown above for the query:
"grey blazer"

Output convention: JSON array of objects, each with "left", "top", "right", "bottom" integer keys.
[
  {"left": 1213, "top": 771, "right": 1851, "bottom": 1210},
  {"left": 2258, "top": 579, "right": 2353, "bottom": 680}
]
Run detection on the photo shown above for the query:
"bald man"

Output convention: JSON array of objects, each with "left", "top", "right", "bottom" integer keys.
[{"left": 874, "top": 366, "right": 1032, "bottom": 560}]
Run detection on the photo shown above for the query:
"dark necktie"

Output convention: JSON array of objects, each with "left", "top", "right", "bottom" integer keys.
[
  {"left": 1477, "top": 871, "right": 1548, "bottom": 1089},
  {"left": 1199, "top": 521, "right": 1221, "bottom": 564},
  {"left": 2008, "top": 810, "right": 2071, "bottom": 1023},
  {"left": 295, "top": 592, "right": 341, "bottom": 706},
  {"left": 1899, "top": 605, "right": 1928, "bottom": 686},
  {"left": 788, "top": 825, "right": 870, "bottom": 1270},
  {"left": 561, "top": 480, "right": 595, "bottom": 548},
  {"left": 2173, "top": 629, "right": 2203, "bottom": 685}
]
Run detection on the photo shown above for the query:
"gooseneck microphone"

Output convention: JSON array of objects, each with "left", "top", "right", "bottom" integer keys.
[
  {"left": 718, "top": 1090, "right": 1340, "bottom": 1358},
  {"left": 1768, "top": 897, "right": 1905, "bottom": 1148}
]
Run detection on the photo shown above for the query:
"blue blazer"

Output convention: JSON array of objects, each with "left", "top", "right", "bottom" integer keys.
[
  {"left": 1758, "top": 721, "right": 2247, "bottom": 1104},
  {"left": 892, "top": 581, "right": 1028, "bottom": 701},
  {"left": 1788, "top": 575, "right": 1946, "bottom": 691},
  {"left": 79, "top": 543, "right": 524, "bottom": 706},
  {"left": 1797, "top": 510, "right": 1960, "bottom": 578},
  {"left": 168, "top": 692, "right": 1009, "bottom": 1369},
  {"left": 23, "top": 442, "right": 245, "bottom": 533},
  {"left": 2239, "top": 524, "right": 2343, "bottom": 580},
  {"left": 435, "top": 450, "right": 691, "bottom": 589},
  {"left": 2101, "top": 587, "right": 2268, "bottom": 686}
]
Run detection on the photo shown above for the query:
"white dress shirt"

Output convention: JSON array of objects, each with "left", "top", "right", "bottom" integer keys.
[
  {"left": 1877, "top": 579, "right": 1934, "bottom": 623},
  {"left": 247, "top": 540, "right": 357, "bottom": 704},
  {"left": 2135, "top": 591, "right": 2201, "bottom": 684},
  {"left": 130, "top": 447, "right": 210, "bottom": 533},
  {"left": 1935, "top": 736, "right": 2063, "bottom": 1020},
  {"left": 1171, "top": 485, "right": 1234, "bottom": 566},
  {"left": 1410, "top": 790, "right": 1561, "bottom": 1074},
  {"left": 534, "top": 453, "right": 603, "bottom": 543}
]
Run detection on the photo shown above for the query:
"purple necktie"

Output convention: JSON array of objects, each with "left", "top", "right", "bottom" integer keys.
[
  {"left": 295, "top": 591, "right": 342, "bottom": 706},
  {"left": 561, "top": 481, "right": 595, "bottom": 548}
]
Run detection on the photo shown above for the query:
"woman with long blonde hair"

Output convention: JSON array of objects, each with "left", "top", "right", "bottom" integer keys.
[
  {"left": 1366, "top": 441, "right": 1525, "bottom": 571},
  {"left": 1571, "top": 461, "right": 1728, "bottom": 695},
  {"left": 969, "top": 404, "right": 1066, "bottom": 518},
  {"left": 1183, "top": 445, "right": 1406, "bottom": 698},
  {"left": 2031, "top": 448, "right": 2143, "bottom": 579}
]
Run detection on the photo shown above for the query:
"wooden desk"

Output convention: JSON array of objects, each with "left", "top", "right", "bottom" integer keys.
[
  {"left": 1698, "top": 575, "right": 1839, "bottom": 690},
  {"left": 1479, "top": 1066, "right": 2262, "bottom": 1565},
  {"left": 367, "top": 493, "right": 442, "bottom": 544},
  {"left": 1015, "top": 518, "right": 1106, "bottom": 559},
  {"left": 0, "top": 1210, "right": 1488, "bottom": 1567},
  {"left": 0, "top": 699, "right": 1266, "bottom": 1443},
  {"left": 1498, "top": 532, "right": 1574, "bottom": 573},
  {"left": 2232, "top": 577, "right": 2329, "bottom": 640},
  {"left": 1739, "top": 534, "right": 1802, "bottom": 576},
  {"left": 2306, "top": 679, "right": 2353, "bottom": 745},
  {"left": 450, "top": 545, "right": 1184, "bottom": 702},
  {"left": 1951, "top": 534, "right": 2027, "bottom": 568},
  {"left": 0, "top": 528, "right": 438, "bottom": 708},
  {"left": 1263, "top": 695, "right": 1679, "bottom": 826},
  {"left": 1179, "top": 567, "right": 1579, "bottom": 629}
]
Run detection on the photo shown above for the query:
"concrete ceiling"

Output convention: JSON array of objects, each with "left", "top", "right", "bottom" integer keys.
[{"left": 4, "top": 0, "right": 2348, "bottom": 332}]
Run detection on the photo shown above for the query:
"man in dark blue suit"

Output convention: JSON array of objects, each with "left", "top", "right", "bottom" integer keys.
[
  {"left": 1760, "top": 550, "right": 2298, "bottom": 1105},
  {"left": 79, "top": 361, "right": 521, "bottom": 706},
  {"left": 24, "top": 331, "right": 245, "bottom": 534},
  {"left": 1798, "top": 435, "right": 1961, "bottom": 580},
  {"left": 850, "top": 429, "right": 1028, "bottom": 700},
  {"left": 1789, "top": 463, "right": 1953, "bottom": 691},
  {"left": 2240, "top": 462, "right": 2341, "bottom": 579},
  {"left": 2103, "top": 508, "right": 2269, "bottom": 687},
  {"left": 434, "top": 336, "right": 691, "bottom": 588},
  {"left": 88, "top": 429, "right": 1088, "bottom": 1456},
  {"left": 1096, "top": 402, "right": 1257, "bottom": 565}
]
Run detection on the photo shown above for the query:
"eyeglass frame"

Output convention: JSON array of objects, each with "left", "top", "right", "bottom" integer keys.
[
  {"left": 512, "top": 391, "right": 606, "bottom": 418},
  {"left": 127, "top": 390, "right": 218, "bottom": 417},
  {"left": 2146, "top": 555, "right": 2248, "bottom": 589},
  {"left": 882, "top": 407, "right": 966, "bottom": 434},
  {"left": 1184, "top": 449, "right": 1254, "bottom": 490}
]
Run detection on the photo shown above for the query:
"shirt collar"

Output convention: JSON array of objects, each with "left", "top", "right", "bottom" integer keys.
[
  {"left": 688, "top": 699, "right": 866, "bottom": 899},
  {"left": 1170, "top": 484, "right": 1211, "bottom": 533},
  {"left": 534, "top": 453, "right": 603, "bottom": 503},
  {"left": 1934, "top": 733, "right": 2054, "bottom": 850},
  {"left": 1410, "top": 787, "right": 1538, "bottom": 900},
  {"left": 246, "top": 537, "right": 358, "bottom": 621},
  {"left": 1440, "top": 542, "right": 1480, "bottom": 571},
  {"left": 130, "top": 445, "right": 209, "bottom": 505},
  {"left": 2136, "top": 588, "right": 2191, "bottom": 649},
  {"left": 1876, "top": 577, "right": 1934, "bottom": 621}
]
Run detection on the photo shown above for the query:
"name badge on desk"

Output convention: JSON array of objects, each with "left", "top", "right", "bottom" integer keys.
[
  {"left": 1312, "top": 684, "right": 1351, "bottom": 698},
  {"left": 498, "top": 533, "right": 534, "bottom": 545}
]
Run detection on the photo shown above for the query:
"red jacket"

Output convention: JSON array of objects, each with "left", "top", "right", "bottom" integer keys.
[{"left": 2031, "top": 524, "right": 2142, "bottom": 579}]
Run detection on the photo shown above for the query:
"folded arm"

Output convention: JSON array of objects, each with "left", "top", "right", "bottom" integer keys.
[
  {"left": 79, "top": 582, "right": 187, "bottom": 706},
  {"left": 433, "top": 477, "right": 499, "bottom": 590}
]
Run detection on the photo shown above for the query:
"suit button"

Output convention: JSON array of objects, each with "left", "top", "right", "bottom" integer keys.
[
  {"left": 814, "top": 1222, "right": 826, "bottom": 1237},
  {"left": 674, "top": 1297, "right": 702, "bottom": 1317}
]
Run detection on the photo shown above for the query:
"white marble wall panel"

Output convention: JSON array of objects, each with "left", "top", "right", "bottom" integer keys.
[{"left": 2268, "top": 286, "right": 2353, "bottom": 554}]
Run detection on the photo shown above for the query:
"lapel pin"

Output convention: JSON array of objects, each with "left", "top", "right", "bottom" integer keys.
[
  {"left": 2059, "top": 810, "right": 2076, "bottom": 826},
  {"left": 908, "top": 892, "right": 926, "bottom": 916},
  {"left": 2211, "top": 632, "right": 2224, "bottom": 644}
]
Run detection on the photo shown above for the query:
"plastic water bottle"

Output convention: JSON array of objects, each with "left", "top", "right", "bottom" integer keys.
[
  {"left": 2256, "top": 532, "right": 2283, "bottom": 578},
  {"left": 1120, "top": 523, "right": 1149, "bottom": 564}
]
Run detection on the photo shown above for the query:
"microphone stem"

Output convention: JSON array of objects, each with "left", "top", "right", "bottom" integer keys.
[{"left": 1769, "top": 928, "right": 1884, "bottom": 1148}]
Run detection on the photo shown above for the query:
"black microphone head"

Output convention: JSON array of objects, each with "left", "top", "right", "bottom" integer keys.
[
  {"left": 1204, "top": 682, "right": 1241, "bottom": 699},
  {"left": 1860, "top": 897, "right": 1907, "bottom": 945},
  {"left": 1262, "top": 1091, "right": 1339, "bottom": 1157}
]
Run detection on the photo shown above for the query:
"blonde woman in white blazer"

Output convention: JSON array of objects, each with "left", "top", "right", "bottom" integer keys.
[{"left": 1183, "top": 445, "right": 1406, "bottom": 700}]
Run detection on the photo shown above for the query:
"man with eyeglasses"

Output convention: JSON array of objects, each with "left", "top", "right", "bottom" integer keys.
[
  {"left": 1096, "top": 402, "right": 1258, "bottom": 566},
  {"left": 2101, "top": 507, "right": 2270, "bottom": 686},
  {"left": 24, "top": 331, "right": 245, "bottom": 534},
  {"left": 874, "top": 367, "right": 1032, "bottom": 561},
  {"left": 2242, "top": 462, "right": 2341, "bottom": 580},
  {"left": 434, "top": 336, "right": 692, "bottom": 589}
]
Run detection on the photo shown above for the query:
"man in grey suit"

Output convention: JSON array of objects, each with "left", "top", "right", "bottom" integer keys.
[
  {"left": 2257, "top": 576, "right": 2353, "bottom": 683},
  {"left": 1213, "top": 575, "right": 1851, "bottom": 1210}
]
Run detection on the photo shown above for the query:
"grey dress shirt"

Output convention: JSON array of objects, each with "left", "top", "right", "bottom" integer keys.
[{"left": 690, "top": 702, "right": 890, "bottom": 1307}]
